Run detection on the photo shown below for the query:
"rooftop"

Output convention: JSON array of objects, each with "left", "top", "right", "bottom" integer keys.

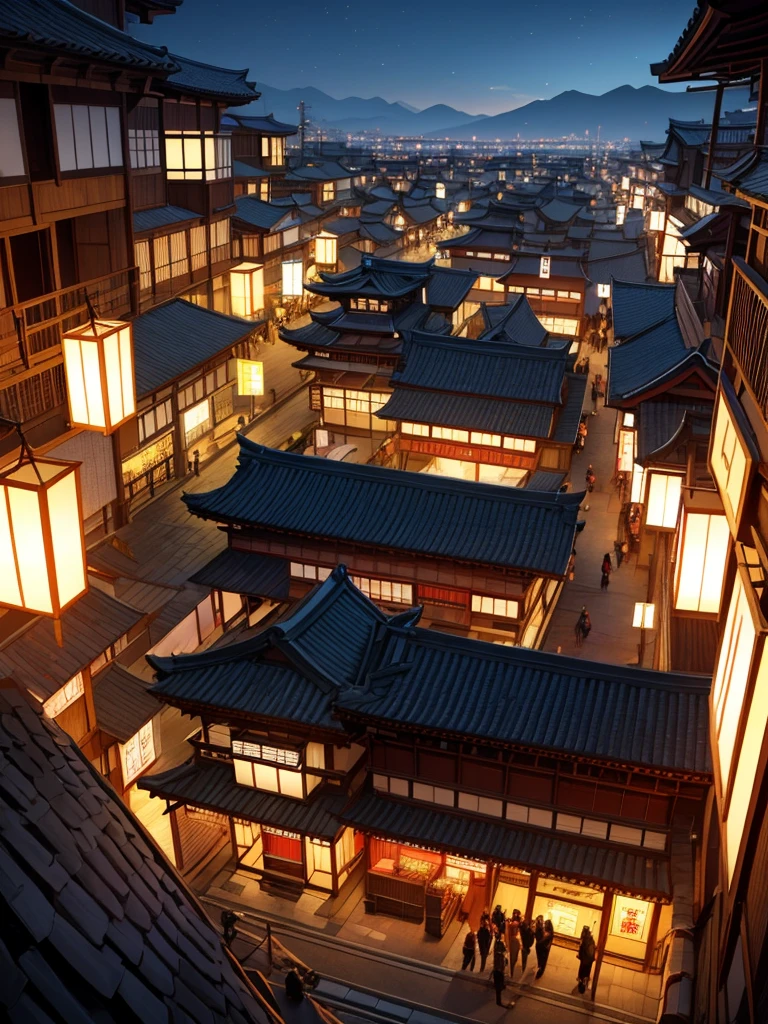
[{"left": 182, "top": 438, "right": 584, "bottom": 577}]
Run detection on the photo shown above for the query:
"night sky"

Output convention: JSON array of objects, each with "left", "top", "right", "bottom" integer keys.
[{"left": 133, "top": 0, "right": 698, "bottom": 114}]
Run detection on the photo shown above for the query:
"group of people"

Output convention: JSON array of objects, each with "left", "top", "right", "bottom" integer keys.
[{"left": 461, "top": 907, "right": 597, "bottom": 1005}]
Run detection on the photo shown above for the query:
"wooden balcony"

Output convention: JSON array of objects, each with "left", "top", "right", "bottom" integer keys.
[
  {"left": 725, "top": 257, "right": 768, "bottom": 416},
  {"left": 0, "top": 267, "right": 138, "bottom": 376}
]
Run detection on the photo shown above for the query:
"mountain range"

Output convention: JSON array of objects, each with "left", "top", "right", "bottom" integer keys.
[
  {"left": 242, "top": 83, "right": 754, "bottom": 142},
  {"left": 243, "top": 84, "right": 488, "bottom": 135}
]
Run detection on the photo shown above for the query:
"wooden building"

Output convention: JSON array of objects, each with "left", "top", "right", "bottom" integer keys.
[
  {"left": 181, "top": 436, "right": 584, "bottom": 645},
  {"left": 652, "top": 4, "right": 768, "bottom": 1018},
  {"left": 223, "top": 111, "right": 298, "bottom": 201},
  {"left": 376, "top": 322, "right": 587, "bottom": 482},
  {"left": 140, "top": 567, "right": 712, "bottom": 972}
]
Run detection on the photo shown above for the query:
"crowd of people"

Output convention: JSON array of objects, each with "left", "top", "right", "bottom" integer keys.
[{"left": 460, "top": 906, "right": 597, "bottom": 1006}]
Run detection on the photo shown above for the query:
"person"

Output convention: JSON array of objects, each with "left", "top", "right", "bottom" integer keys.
[
  {"left": 520, "top": 916, "right": 535, "bottom": 975},
  {"left": 477, "top": 917, "right": 492, "bottom": 972},
  {"left": 534, "top": 916, "right": 544, "bottom": 943},
  {"left": 567, "top": 549, "right": 576, "bottom": 581},
  {"left": 585, "top": 464, "right": 596, "bottom": 492},
  {"left": 577, "top": 925, "right": 597, "bottom": 993},
  {"left": 600, "top": 552, "right": 612, "bottom": 591},
  {"left": 492, "top": 904, "right": 506, "bottom": 936},
  {"left": 461, "top": 929, "right": 476, "bottom": 971},
  {"left": 535, "top": 920, "right": 555, "bottom": 979},
  {"left": 614, "top": 539, "right": 624, "bottom": 568},
  {"left": 507, "top": 918, "right": 521, "bottom": 978},
  {"left": 598, "top": 299, "right": 608, "bottom": 320},
  {"left": 575, "top": 607, "right": 591, "bottom": 646},
  {"left": 621, "top": 539, "right": 630, "bottom": 564},
  {"left": 492, "top": 939, "right": 508, "bottom": 1006},
  {"left": 591, "top": 380, "right": 600, "bottom": 415}
]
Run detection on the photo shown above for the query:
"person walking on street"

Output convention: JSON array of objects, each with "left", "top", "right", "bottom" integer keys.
[
  {"left": 577, "top": 925, "right": 597, "bottom": 993},
  {"left": 492, "top": 939, "right": 508, "bottom": 1006},
  {"left": 492, "top": 904, "right": 506, "bottom": 937},
  {"left": 600, "top": 552, "right": 612, "bottom": 590},
  {"left": 477, "top": 917, "right": 492, "bottom": 972},
  {"left": 535, "top": 920, "right": 555, "bottom": 979},
  {"left": 507, "top": 918, "right": 521, "bottom": 979},
  {"left": 591, "top": 379, "right": 600, "bottom": 415},
  {"left": 520, "top": 916, "right": 535, "bottom": 975},
  {"left": 575, "top": 607, "right": 591, "bottom": 646},
  {"left": 585, "top": 464, "right": 596, "bottom": 492},
  {"left": 461, "top": 929, "right": 476, "bottom": 971},
  {"left": 614, "top": 539, "right": 624, "bottom": 568}
]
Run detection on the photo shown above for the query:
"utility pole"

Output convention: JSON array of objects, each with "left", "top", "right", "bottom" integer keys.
[{"left": 298, "top": 100, "right": 311, "bottom": 163}]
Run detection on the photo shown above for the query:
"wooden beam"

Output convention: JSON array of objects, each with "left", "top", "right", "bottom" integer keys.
[{"left": 704, "top": 83, "right": 724, "bottom": 189}]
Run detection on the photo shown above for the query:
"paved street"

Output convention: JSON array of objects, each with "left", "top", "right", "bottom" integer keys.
[{"left": 542, "top": 343, "right": 654, "bottom": 665}]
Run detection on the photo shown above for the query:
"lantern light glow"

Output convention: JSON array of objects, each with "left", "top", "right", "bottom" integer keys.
[
  {"left": 633, "top": 602, "right": 655, "bottom": 629},
  {"left": 62, "top": 319, "right": 135, "bottom": 434},
  {"left": 236, "top": 359, "right": 264, "bottom": 397},
  {"left": 315, "top": 232, "right": 338, "bottom": 267},
  {"left": 230, "top": 262, "right": 264, "bottom": 318},
  {"left": 0, "top": 453, "right": 87, "bottom": 617}
]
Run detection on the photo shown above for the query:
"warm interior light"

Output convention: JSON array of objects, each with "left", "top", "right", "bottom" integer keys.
[
  {"left": 62, "top": 319, "right": 135, "bottom": 434},
  {"left": 539, "top": 256, "right": 551, "bottom": 279},
  {"left": 315, "top": 232, "right": 338, "bottom": 267},
  {"left": 675, "top": 499, "right": 730, "bottom": 614},
  {"left": 618, "top": 429, "right": 635, "bottom": 473},
  {"left": 645, "top": 473, "right": 682, "bottom": 529},
  {"left": 597, "top": 283, "right": 611, "bottom": 299},
  {"left": 649, "top": 210, "right": 665, "bottom": 232},
  {"left": 435, "top": 182, "right": 446, "bottom": 199},
  {"left": 237, "top": 359, "right": 264, "bottom": 396},
  {"left": 0, "top": 455, "right": 87, "bottom": 617},
  {"left": 633, "top": 602, "right": 655, "bottom": 629},
  {"left": 229, "top": 262, "right": 264, "bottom": 318}
]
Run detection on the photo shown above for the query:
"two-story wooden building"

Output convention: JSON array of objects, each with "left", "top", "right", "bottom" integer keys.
[{"left": 182, "top": 436, "right": 584, "bottom": 645}]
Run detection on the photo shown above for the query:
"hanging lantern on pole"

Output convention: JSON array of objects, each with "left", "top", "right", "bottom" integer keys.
[
  {"left": 0, "top": 420, "right": 88, "bottom": 634},
  {"left": 62, "top": 306, "right": 135, "bottom": 434},
  {"left": 230, "top": 262, "right": 264, "bottom": 318}
]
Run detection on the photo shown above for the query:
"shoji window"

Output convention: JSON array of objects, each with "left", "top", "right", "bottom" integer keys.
[
  {"left": 0, "top": 98, "right": 25, "bottom": 178},
  {"left": 54, "top": 105, "right": 122, "bottom": 172}
]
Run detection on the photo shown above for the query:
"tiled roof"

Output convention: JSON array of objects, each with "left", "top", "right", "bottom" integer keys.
[
  {"left": 525, "top": 470, "right": 567, "bottom": 491},
  {"left": 342, "top": 792, "right": 672, "bottom": 898},
  {"left": 393, "top": 331, "right": 569, "bottom": 404},
  {"left": 479, "top": 295, "right": 548, "bottom": 347},
  {"left": 165, "top": 53, "right": 257, "bottom": 102},
  {"left": 183, "top": 438, "right": 584, "bottom": 577},
  {"left": 133, "top": 205, "right": 200, "bottom": 234},
  {"left": 338, "top": 621, "right": 712, "bottom": 774},
  {"left": 587, "top": 249, "right": 648, "bottom": 286},
  {"left": 376, "top": 387, "right": 555, "bottom": 438},
  {"left": 0, "top": 587, "right": 144, "bottom": 701},
  {"left": 551, "top": 374, "right": 588, "bottom": 443},
  {"left": 91, "top": 663, "right": 158, "bottom": 743},
  {"left": 131, "top": 300, "right": 258, "bottom": 397},
  {"left": 222, "top": 112, "right": 297, "bottom": 135},
  {"left": 607, "top": 317, "right": 690, "bottom": 403},
  {"left": 307, "top": 256, "right": 435, "bottom": 300},
  {"left": 0, "top": 0, "right": 177, "bottom": 72},
  {"left": 636, "top": 399, "right": 712, "bottom": 465},
  {"left": 500, "top": 254, "right": 587, "bottom": 280},
  {"left": 611, "top": 280, "right": 676, "bottom": 339},
  {"left": 285, "top": 161, "right": 351, "bottom": 182},
  {"left": 233, "top": 160, "right": 270, "bottom": 179},
  {"left": 537, "top": 198, "right": 583, "bottom": 224},
  {"left": 0, "top": 682, "right": 272, "bottom": 1023},
  {"left": 233, "top": 195, "right": 290, "bottom": 230},
  {"left": 139, "top": 761, "right": 347, "bottom": 838},
  {"left": 717, "top": 146, "right": 768, "bottom": 203},
  {"left": 189, "top": 548, "right": 291, "bottom": 600},
  {"left": 425, "top": 266, "right": 478, "bottom": 310}
]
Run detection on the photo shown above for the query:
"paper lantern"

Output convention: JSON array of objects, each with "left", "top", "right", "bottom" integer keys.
[
  {"left": 632, "top": 602, "right": 655, "bottom": 629},
  {"left": 0, "top": 454, "right": 87, "bottom": 617},
  {"left": 230, "top": 262, "right": 264, "bottom": 318},
  {"left": 236, "top": 359, "right": 264, "bottom": 397},
  {"left": 62, "top": 319, "right": 135, "bottom": 434},
  {"left": 315, "top": 233, "right": 337, "bottom": 268}
]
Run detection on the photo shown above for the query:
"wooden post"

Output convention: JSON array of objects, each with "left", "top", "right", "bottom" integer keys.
[
  {"left": 590, "top": 889, "right": 614, "bottom": 1001},
  {"left": 169, "top": 804, "right": 184, "bottom": 870},
  {"left": 524, "top": 871, "right": 538, "bottom": 924},
  {"left": 704, "top": 83, "right": 724, "bottom": 190}
]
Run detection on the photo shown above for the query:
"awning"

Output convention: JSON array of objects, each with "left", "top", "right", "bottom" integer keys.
[
  {"left": 343, "top": 792, "right": 671, "bottom": 899},
  {"left": 189, "top": 548, "right": 291, "bottom": 600},
  {"left": 92, "top": 663, "right": 158, "bottom": 743}
]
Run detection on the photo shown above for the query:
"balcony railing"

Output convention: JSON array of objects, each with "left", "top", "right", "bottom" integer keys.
[
  {"left": 0, "top": 267, "right": 138, "bottom": 373},
  {"left": 726, "top": 257, "right": 768, "bottom": 416}
]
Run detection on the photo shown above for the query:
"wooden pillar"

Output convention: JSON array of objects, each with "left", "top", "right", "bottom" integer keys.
[
  {"left": 704, "top": 83, "right": 724, "bottom": 190},
  {"left": 643, "top": 902, "right": 662, "bottom": 971},
  {"left": 590, "top": 889, "right": 614, "bottom": 1001},
  {"left": 169, "top": 805, "right": 184, "bottom": 870},
  {"left": 524, "top": 871, "right": 538, "bottom": 923}
]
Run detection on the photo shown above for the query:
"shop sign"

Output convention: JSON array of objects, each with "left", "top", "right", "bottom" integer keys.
[
  {"left": 611, "top": 896, "right": 649, "bottom": 941},
  {"left": 446, "top": 855, "right": 486, "bottom": 874},
  {"left": 263, "top": 826, "right": 301, "bottom": 840}
]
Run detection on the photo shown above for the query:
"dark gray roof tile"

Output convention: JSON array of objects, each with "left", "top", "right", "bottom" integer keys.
[
  {"left": 56, "top": 877, "right": 110, "bottom": 944},
  {"left": 48, "top": 914, "right": 124, "bottom": 998},
  {"left": 0, "top": 845, "right": 55, "bottom": 940},
  {"left": 82, "top": 846, "right": 130, "bottom": 899},
  {"left": 139, "top": 945, "right": 175, "bottom": 996},
  {"left": 118, "top": 968, "right": 170, "bottom": 1023}
]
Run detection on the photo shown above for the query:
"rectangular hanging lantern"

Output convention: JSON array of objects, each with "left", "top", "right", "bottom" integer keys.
[
  {"left": 236, "top": 359, "right": 264, "bottom": 396},
  {"left": 0, "top": 455, "right": 87, "bottom": 617},
  {"left": 314, "top": 233, "right": 337, "bottom": 268},
  {"left": 62, "top": 319, "right": 135, "bottom": 434},
  {"left": 539, "top": 256, "right": 551, "bottom": 279},
  {"left": 230, "top": 262, "right": 264, "bottom": 318}
]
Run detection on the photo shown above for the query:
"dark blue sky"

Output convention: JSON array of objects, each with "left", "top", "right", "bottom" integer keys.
[{"left": 134, "top": 0, "right": 696, "bottom": 114}]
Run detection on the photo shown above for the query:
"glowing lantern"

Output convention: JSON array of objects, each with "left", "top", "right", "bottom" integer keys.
[
  {"left": 597, "top": 282, "right": 611, "bottom": 299},
  {"left": 616, "top": 204, "right": 626, "bottom": 226},
  {"left": 539, "top": 256, "right": 551, "bottom": 279},
  {"left": 649, "top": 210, "right": 665, "bottom": 233},
  {"left": 0, "top": 449, "right": 87, "bottom": 618},
  {"left": 236, "top": 359, "right": 264, "bottom": 396},
  {"left": 315, "top": 232, "right": 338, "bottom": 267},
  {"left": 633, "top": 602, "right": 655, "bottom": 629},
  {"left": 230, "top": 262, "right": 264, "bottom": 318},
  {"left": 62, "top": 319, "right": 135, "bottom": 434},
  {"left": 645, "top": 472, "right": 682, "bottom": 529},
  {"left": 674, "top": 490, "right": 730, "bottom": 614},
  {"left": 435, "top": 182, "right": 446, "bottom": 199}
]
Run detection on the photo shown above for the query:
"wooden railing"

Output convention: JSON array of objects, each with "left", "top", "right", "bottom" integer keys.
[
  {"left": 0, "top": 267, "right": 137, "bottom": 372},
  {"left": 726, "top": 258, "right": 768, "bottom": 416}
]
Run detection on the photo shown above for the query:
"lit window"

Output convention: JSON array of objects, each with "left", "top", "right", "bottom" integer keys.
[
  {"left": 352, "top": 575, "right": 413, "bottom": 605},
  {"left": 675, "top": 511, "right": 730, "bottom": 614},
  {"left": 322, "top": 181, "right": 335, "bottom": 203},
  {"left": 42, "top": 672, "right": 84, "bottom": 719},
  {"left": 432, "top": 426, "right": 468, "bottom": 443},
  {"left": 315, "top": 233, "right": 337, "bottom": 266},
  {"left": 232, "top": 740, "right": 301, "bottom": 767},
  {"left": 120, "top": 721, "right": 155, "bottom": 785},
  {"left": 470, "top": 432, "right": 501, "bottom": 447},
  {"left": 401, "top": 422, "right": 430, "bottom": 437},
  {"left": 645, "top": 473, "right": 682, "bottom": 529},
  {"left": 597, "top": 283, "right": 611, "bottom": 299},
  {"left": 471, "top": 595, "right": 520, "bottom": 619},
  {"left": 282, "top": 259, "right": 303, "bottom": 297},
  {"left": 711, "top": 393, "right": 750, "bottom": 526},
  {"left": 54, "top": 104, "right": 122, "bottom": 172},
  {"left": 502, "top": 436, "right": 536, "bottom": 453},
  {"left": 164, "top": 131, "right": 231, "bottom": 181}
]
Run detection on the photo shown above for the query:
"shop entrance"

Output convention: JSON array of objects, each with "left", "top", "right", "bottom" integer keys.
[{"left": 531, "top": 877, "right": 604, "bottom": 946}]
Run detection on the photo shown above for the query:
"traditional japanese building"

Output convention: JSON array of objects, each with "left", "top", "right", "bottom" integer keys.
[
  {"left": 181, "top": 436, "right": 584, "bottom": 644},
  {"left": 375, "top": 324, "right": 586, "bottom": 482},
  {"left": 140, "top": 567, "right": 711, "bottom": 986},
  {"left": 223, "top": 111, "right": 298, "bottom": 201},
  {"left": 280, "top": 256, "right": 477, "bottom": 451}
]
